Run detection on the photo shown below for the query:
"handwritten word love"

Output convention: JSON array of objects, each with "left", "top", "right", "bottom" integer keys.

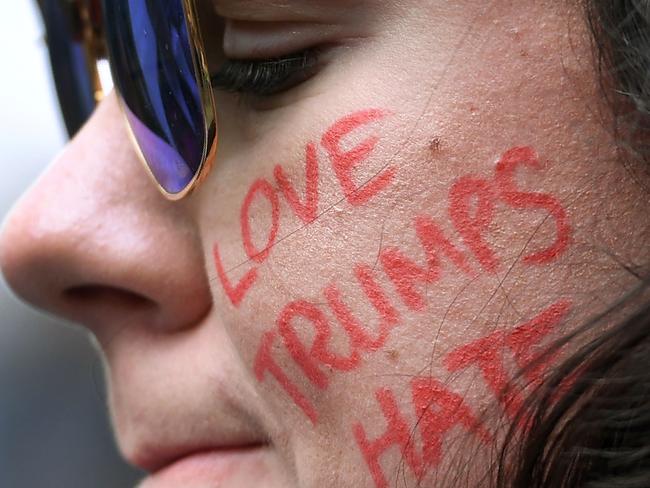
[
  {"left": 213, "top": 109, "right": 394, "bottom": 306},
  {"left": 253, "top": 145, "right": 571, "bottom": 423},
  {"left": 354, "top": 300, "right": 572, "bottom": 488}
]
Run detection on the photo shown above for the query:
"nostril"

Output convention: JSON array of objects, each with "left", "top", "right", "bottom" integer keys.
[
  {"left": 62, "top": 283, "right": 208, "bottom": 335},
  {"left": 63, "top": 285, "right": 157, "bottom": 312}
]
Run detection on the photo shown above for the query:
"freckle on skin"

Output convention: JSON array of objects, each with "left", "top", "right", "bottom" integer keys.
[
  {"left": 386, "top": 349, "right": 399, "bottom": 363},
  {"left": 429, "top": 137, "right": 442, "bottom": 153}
]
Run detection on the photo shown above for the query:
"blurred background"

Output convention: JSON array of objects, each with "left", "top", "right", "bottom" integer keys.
[{"left": 0, "top": 1, "right": 143, "bottom": 486}]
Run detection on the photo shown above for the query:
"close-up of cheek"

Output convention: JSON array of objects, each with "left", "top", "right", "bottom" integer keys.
[
  {"left": 189, "top": 4, "right": 649, "bottom": 487},
  {"left": 200, "top": 117, "right": 576, "bottom": 486}
]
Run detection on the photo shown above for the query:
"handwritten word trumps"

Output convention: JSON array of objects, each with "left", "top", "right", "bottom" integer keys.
[
  {"left": 353, "top": 300, "right": 572, "bottom": 488},
  {"left": 213, "top": 109, "right": 393, "bottom": 307},
  {"left": 253, "top": 145, "right": 572, "bottom": 422}
]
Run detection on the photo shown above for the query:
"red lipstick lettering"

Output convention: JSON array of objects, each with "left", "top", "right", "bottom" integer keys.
[
  {"left": 278, "top": 300, "right": 360, "bottom": 390},
  {"left": 212, "top": 243, "right": 258, "bottom": 307},
  {"left": 352, "top": 264, "right": 401, "bottom": 350},
  {"left": 325, "top": 282, "right": 396, "bottom": 353},
  {"left": 354, "top": 377, "right": 491, "bottom": 488},
  {"left": 415, "top": 215, "right": 474, "bottom": 276},
  {"left": 353, "top": 388, "right": 424, "bottom": 488},
  {"left": 322, "top": 109, "right": 396, "bottom": 206},
  {"left": 254, "top": 330, "right": 318, "bottom": 424},
  {"left": 240, "top": 178, "right": 280, "bottom": 263},
  {"left": 274, "top": 142, "right": 320, "bottom": 224},
  {"left": 444, "top": 300, "right": 572, "bottom": 418},
  {"left": 412, "top": 377, "right": 492, "bottom": 467},
  {"left": 380, "top": 215, "right": 475, "bottom": 311},
  {"left": 449, "top": 176, "right": 499, "bottom": 272},
  {"left": 447, "top": 332, "right": 519, "bottom": 416},
  {"left": 380, "top": 246, "right": 439, "bottom": 311},
  {"left": 495, "top": 147, "right": 571, "bottom": 264},
  {"left": 506, "top": 300, "right": 572, "bottom": 390}
]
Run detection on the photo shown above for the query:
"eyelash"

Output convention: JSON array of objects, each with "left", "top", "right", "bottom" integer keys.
[{"left": 210, "top": 48, "right": 321, "bottom": 97}]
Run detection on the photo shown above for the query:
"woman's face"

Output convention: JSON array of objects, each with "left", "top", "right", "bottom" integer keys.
[{"left": 2, "top": 1, "right": 648, "bottom": 487}]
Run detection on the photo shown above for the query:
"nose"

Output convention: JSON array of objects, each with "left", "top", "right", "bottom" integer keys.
[{"left": 0, "top": 94, "right": 212, "bottom": 338}]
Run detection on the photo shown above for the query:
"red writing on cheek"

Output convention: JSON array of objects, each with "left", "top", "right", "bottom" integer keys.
[
  {"left": 449, "top": 177, "right": 499, "bottom": 272},
  {"left": 322, "top": 109, "right": 396, "bottom": 206},
  {"left": 354, "top": 378, "right": 491, "bottom": 488},
  {"left": 251, "top": 145, "right": 573, "bottom": 430},
  {"left": 326, "top": 266, "right": 399, "bottom": 352},
  {"left": 412, "top": 377, "right": 492, "bottom": 466},
  {"left": 212, "top": 244, "right": 258, "bottom": 307},
  {"left": 353, "top": 388, "right": 425, "bottom": 488},
  {"left": 354, "top": 300, "right": 572, "bottom": 488},
  {"left": 380, "top": 246, "right": 438, "bottom": 311},
  {"left": 273, "top": 142, "right": 319, "bottom": 224},
  {"left": 240, "top": 178, "right": 280, "bottom": 263},
  {"left": 415, "top": 216, "right": 474, "bottom": 276},
  {"left": 253, "top": 330, "right": 319, "bottom": 424},
  {"left": 214, "top": 108, "right": 394, "bottom": 308},
  {"left": 257, "top": 265, "right": 401, "bottom": 405},
  {"left": 444, "top": 299, "right": 572, "bottom": 419},
  {"left": 381, "top": 217, "right": 473, "bottom": 311},
  {"left": 278, "top": 300, "right": 360, "bottom": 389},
  {"left": 495, "top": 146, "right": 571, "bottom": 264}
]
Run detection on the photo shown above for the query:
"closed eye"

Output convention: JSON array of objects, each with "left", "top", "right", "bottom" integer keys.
[{"left": 210, "top": 48, "right": 321, "bottom": 96}]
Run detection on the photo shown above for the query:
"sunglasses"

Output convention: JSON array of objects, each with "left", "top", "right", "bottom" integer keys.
[{"left": 37, "top": 0, "right": 217, "bottom": 200}]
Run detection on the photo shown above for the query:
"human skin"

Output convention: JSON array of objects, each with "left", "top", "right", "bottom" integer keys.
[{"left": 1, "top": 1, "right": 649, "bottom": 487}]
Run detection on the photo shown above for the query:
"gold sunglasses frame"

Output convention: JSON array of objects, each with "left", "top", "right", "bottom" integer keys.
[{"left": 72, "top": 0, "right": 218, "bottom": 201}]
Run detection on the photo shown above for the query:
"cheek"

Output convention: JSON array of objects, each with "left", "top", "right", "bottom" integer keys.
[{"left": 202, "top": 106, "right": 576, "bottom": 486}]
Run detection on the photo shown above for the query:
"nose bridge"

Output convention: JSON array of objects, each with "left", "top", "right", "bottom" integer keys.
[{"left": 0, "top": 94, "right": 212, "bottom": 337}]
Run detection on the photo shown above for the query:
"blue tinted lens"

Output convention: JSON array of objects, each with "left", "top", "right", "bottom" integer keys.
[
  {"left": 39, "top": 0, "right": 97, "bottom": 137},
  {"left": 102, "top": 0, "right": 206, "bottom": 195}
]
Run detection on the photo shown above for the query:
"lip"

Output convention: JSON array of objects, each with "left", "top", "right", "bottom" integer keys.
[
  {"left": 129, "top": 440, "right": 268, "bottom": 473},
  {"left": 136, "top": 445, "right": 271, "bottom": 488}
]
